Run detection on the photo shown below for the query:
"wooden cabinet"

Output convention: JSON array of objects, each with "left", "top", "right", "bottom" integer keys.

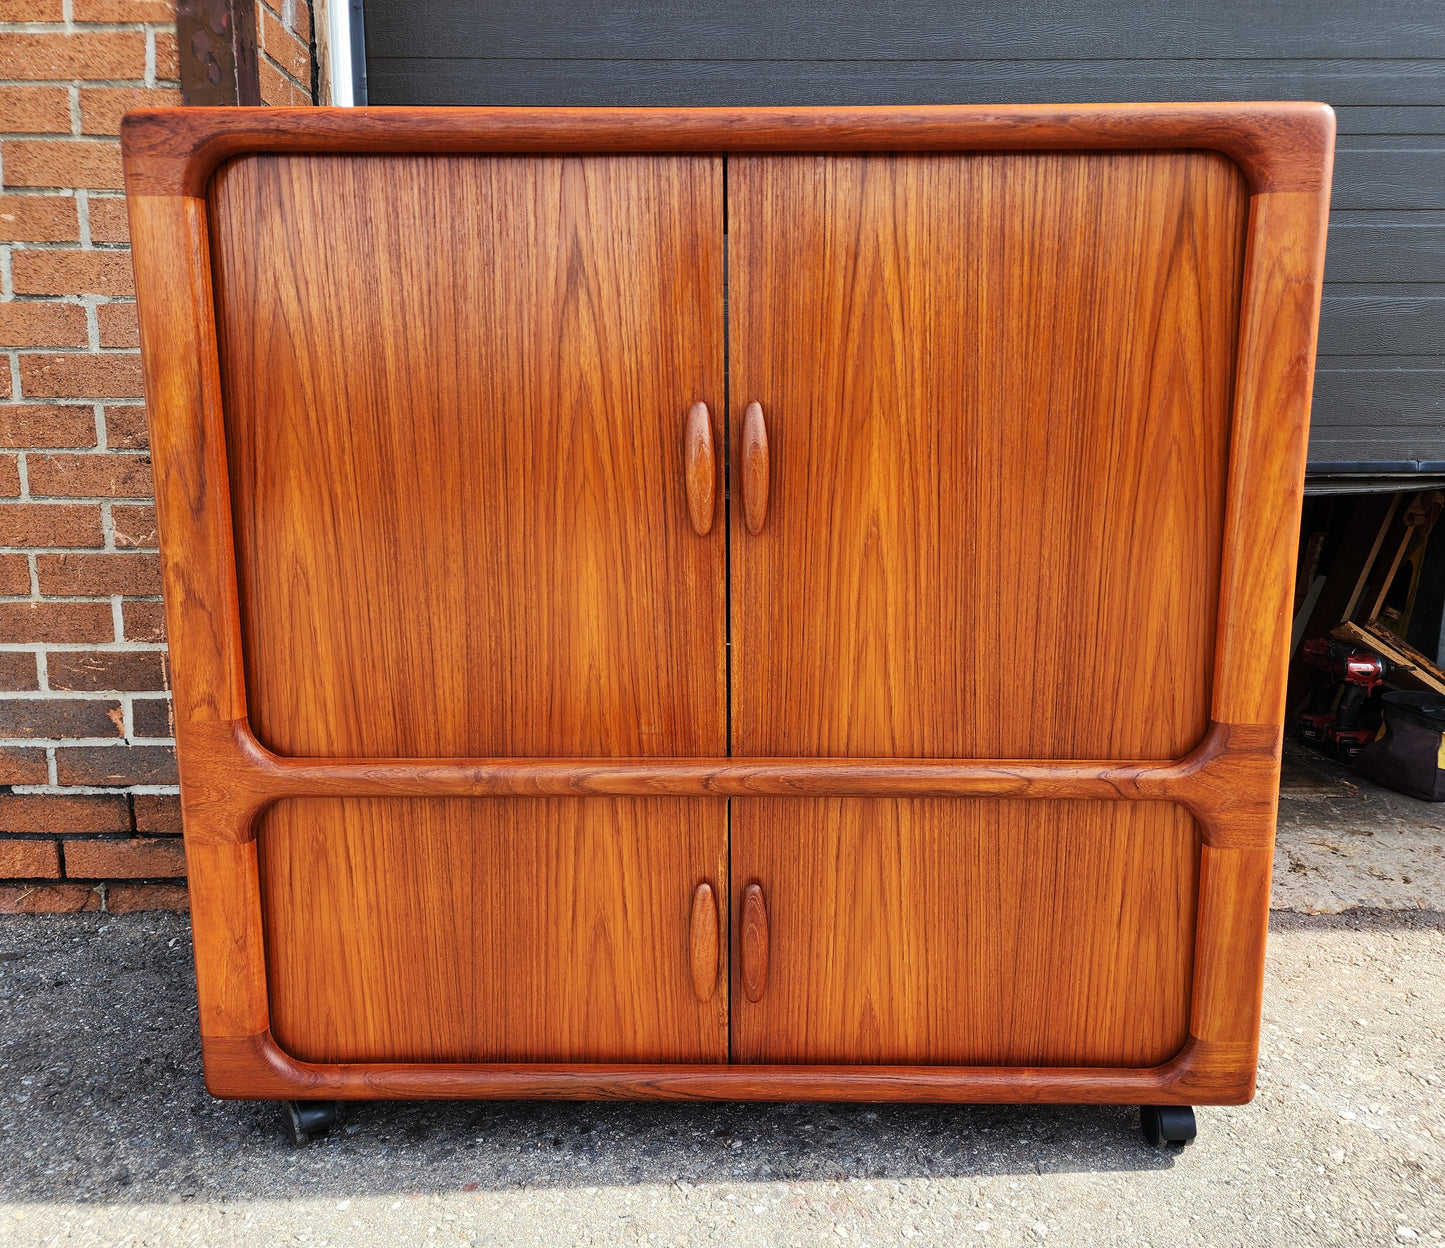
[{"left": 122, "top": 104, "right": 1332, "bottom": 1111}]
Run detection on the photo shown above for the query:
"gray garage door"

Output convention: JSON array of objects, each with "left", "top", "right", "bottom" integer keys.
[{"left": 358, "top": 0, "right": 1445, "bottom": 476}]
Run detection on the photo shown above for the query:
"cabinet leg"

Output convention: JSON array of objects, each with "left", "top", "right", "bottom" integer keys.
[
  {"left": 282, "top": 1100, "right": 339, "bottom": 1147},
  {"left": 1140, "top": 1104, "right": 1197, "bottom": 1147}
]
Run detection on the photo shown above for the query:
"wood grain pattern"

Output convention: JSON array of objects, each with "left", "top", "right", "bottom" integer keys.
[
  {"left": 740, "top": 400, "right": 770, "bottom": 534},
  {"left": 120, "top": 103, "right": 1336, "bottom": 199},
  {"left": 731, "top": 798, "right": 1199, "bottom": 1066},
  {"left": 1210, "top": 190, "right": 1333, "bottom": 728},
  {"left": 689, "top": 882, "right": 719, "bottom": 1003},
  {"left": 684, "top": 401, "right": 716, "bottom": 536},
  {"left": 739, "top": 882, "right": 769, "bottom": 1003},
  {"left": 258, "top": 797, "right": 729, "bottom": 1063},
  {"left": 210, "top": 153, "right": 725, "bottom": 759},
  {"left": 730, "top": 151, "right": 1248, "bottom": 759}
]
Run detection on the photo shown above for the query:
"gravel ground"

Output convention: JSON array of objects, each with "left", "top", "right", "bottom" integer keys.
[{"left": 0, "top": 905, "right": 1441, "bottom": 1248}]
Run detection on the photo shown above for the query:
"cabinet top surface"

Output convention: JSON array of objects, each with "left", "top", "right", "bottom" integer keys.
[{"left": 120, "top": 102, "right": 1334, "bottom": 198}]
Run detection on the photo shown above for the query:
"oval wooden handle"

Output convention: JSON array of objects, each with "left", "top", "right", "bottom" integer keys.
[
  {"left": 740, "top": 882, "right": 769, "bottom": 1002},
  {"left": 684, "top": 401, "right": 715, "bottom": 536},
  {"left": 689, "top": 881, "right": 719, "bottom": 1003},
  {"left": 741, "top": 401, "right": 770, "bottom": 535}
]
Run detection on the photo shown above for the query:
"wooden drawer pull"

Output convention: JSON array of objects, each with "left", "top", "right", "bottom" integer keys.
[
  {"left": 741, "top": 401, "right": 770, "bottom": 535},
  {"left": 684, "top": 401, "right": 716, "bottom": 536},
  {"left": 689, "top": 881, "right": 719, "bottom": 1003},
  {"left": 740, "top": 882, "right": 769, "bottom": 1002}
]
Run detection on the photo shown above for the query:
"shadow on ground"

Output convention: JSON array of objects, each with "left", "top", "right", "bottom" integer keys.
[{"left": 0, "top": 912, "right": 1185, "bottom": 1206}]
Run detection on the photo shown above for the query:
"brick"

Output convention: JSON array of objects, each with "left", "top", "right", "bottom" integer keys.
[
  {"left": 0, "top": 836, "right": 60, "bottom": 878},
  {"left": 0, "top": 601, "right": 113, "bottom": 643},
  {"left": 97, "top": 301, "right": 137, "bottom": 348},
  {"left": 0, "top": 33, "right": 148, "bottom": 81},
  {"left": 261, "top": 9, "right": 312, "bottom": 84},
  {"left": 86, "top": 196, "right": 129, "bottom": 243},
  {"left": 0, "top": 85, "right": 71, "bottom": 133},
  {"left": 46, "top": 647, "right": 166, "bottom": 691},
  {"left": 154, "top": 29, "right": 179, "bottom": 80},
  {"left": 132, "top": 792, "right": 180, "bottom": 834},
  {"left": 28, "top": 452, "right": 151, "bottom": 497},
  {"left": 19, "top": 352, "right": 143, "bottom": 400},
  {"left": 0, "top": 404, "right": 97, "bottom": 449},
  {"left": 0, "top": 697, "right": 122, "bottom": 738},
  {"left": 0, "top": 457, "right": 19, "bottom": 496},
  {"left": 130, "top": 695, "right": 170, "bottom": 737},
  {"left": 121, "top": 598, "right": 163, "bottom": 641},
  {"left": 72, "top": 1, "right": 175, "bottom": 22},
  {"left": 0, "top": 883, "right": 100, "bottom": 913},
  {"left": 292, "top": 0, "right": 313, "bottom": 44},
  {"left": 0, "top": 653, "right": 38, "bottom": 691},
  {"left": 103, "top": 404, "right": 147, "bottom": 449},
  {"left": 111, "top": 501, "right": 156, "bottom": 546},
  {"left": 0, "top": 792, "right": 128, "bottom": 832},
  {"left": 0, "top": 502, "right": 104, "bottom": 547},
  {"left": 0, "top": 195, "right": 78, "bottom": 243},
  {"left": 0, "top": 553, "right": 31, "bottom": 594},
  {"left": 0, "top": 302, "right": 87, "bottom": 349},
  {"left": 1, "top": 140, "right": 124, "bottom": 191},
  {"left": 79, "top": 85, "right": 181, "bottom": 136},
  {"left": 107, "top": 882, "right": 189, "bottom": 911},
  {"left": 56, "top": 743, "right": 176, "bottom": 785},
  {"left": 37, "top": 551, "right": 161, "bottom": 595},
  {"left": 0, "top": 1, "right": 65, "bottom": 19},
  {"left": 11, "top": 250, "right": 134, "bottom": 298},
  {"left": 0, "top": 745, "right": 46, "bottom": 782},
  {"left": 258, "top": 55, "right": 292, "bottom": 107},
  {"left": 65, "top": 835, "right": 184, "bottom": 879}
]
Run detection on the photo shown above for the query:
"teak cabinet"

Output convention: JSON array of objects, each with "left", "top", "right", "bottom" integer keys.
[{"left": 122, "top": 104, "right": 1332, "bottom": 1113}]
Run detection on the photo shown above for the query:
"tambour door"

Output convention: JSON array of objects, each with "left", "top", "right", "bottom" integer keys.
[
  {"left": 731, "top": 798, "right": 1200, "bottom": 1066},
  {"left": 210, "top": 153, "right": 726, "bottom": 759},
  {"left": 259, "top": 797, "right": 729, "bottom": 1064},
  {"left": 209, "top": 155, "right": 728, "bottom": 1063},
  {"left": 727, "top": 151, "right": 1250, "bottom": 760}
]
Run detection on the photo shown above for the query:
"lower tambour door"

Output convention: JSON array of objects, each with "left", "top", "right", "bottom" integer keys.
[
  {"left": 731, "top": 798, "right": 1200, "bottom": 1066},
  {"left": 257, "top": 797, "right": 729, "bottom": 1064}
]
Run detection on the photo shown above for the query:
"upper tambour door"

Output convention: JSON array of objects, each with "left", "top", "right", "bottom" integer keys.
[
  {"left": 210, "top": 154, "right": 725, "bottom": 758},
  {"left": 728, "top": 151, "right": 1249, "bottom": 760}
]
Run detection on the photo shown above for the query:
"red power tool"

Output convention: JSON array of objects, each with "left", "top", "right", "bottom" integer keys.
[{"left": 1296, "top": 638, "right": 1388, "bottom": 759}]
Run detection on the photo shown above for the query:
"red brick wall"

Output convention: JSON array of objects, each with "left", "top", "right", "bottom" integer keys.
[{"left": 0, "top": 0, "right": 317, "bottom": 913}]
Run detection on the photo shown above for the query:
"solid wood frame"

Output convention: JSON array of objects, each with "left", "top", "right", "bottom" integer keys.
[{"left": 122, "top": 103, "right": 1333, "bottom": 1104}]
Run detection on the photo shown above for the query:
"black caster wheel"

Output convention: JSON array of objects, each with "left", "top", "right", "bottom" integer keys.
[
  {"left": 1140, "top": 1104, "right": 1197, "bottom": 1148},
  {"left": 282, "top": 1100, "right": 339, "bottom": 1147}
]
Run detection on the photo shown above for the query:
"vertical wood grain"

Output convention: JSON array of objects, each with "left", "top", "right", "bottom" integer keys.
[
  {"left": 732, "top": 798, "right": 1199, "bottom": 1067},
  {"left": 1211, "top": 190, "right": 1333, "bottom": 728},
  {"left": 258, "top": 796, "right": 729, "bottom": 1063},
  {"left": 729, "top": 151, "right": 1248, "bottom": 759},
  {"left": 210, "top": 153, "right": 726, "bottom": 759}
]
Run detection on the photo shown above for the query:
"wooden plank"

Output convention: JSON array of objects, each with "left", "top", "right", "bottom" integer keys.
[
  {"left": 365, "top": 58, "right": 1445, "bottom": 110},
  {"left": 1333, "top": 619, "right": 1445, "bottom": 694},
  {"left": 210, "top": 153, "right": 727, "bottom": 759},
  {"left": 730, "top": 797, "right": 1200, "bottom": 1067},
  {"left": 362, "top": 1, "right": 1445, "bottom": 61},
  {"left": 728, "top": 150, "right": 1246, "bottom": 760},
  {"left": 1317, "top": 296, "right": 1445, "bottom": 356},
  {"left": 258, "top": 797, "right": 730, "bottom": 1063},
  {"left": 1330, "top": 142, "right": 1445, "bottom": 211},
  {"left": 1325, "top": 217, "right": 1445, "bottom": 285}
]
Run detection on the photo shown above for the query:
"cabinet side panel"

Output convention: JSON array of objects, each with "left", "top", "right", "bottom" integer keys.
[
  {"left": 257, "top": 797, "right": 729, "bottom": 1063},
  {"left": 729, "top": 150, "right": 1247, "bottom": 759},
  {"left": 210, "top": 153, "right": 726, "bottom": 758},
  {"left": 732, "top": 798, "right": 1199, "bottom": 1067}
]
